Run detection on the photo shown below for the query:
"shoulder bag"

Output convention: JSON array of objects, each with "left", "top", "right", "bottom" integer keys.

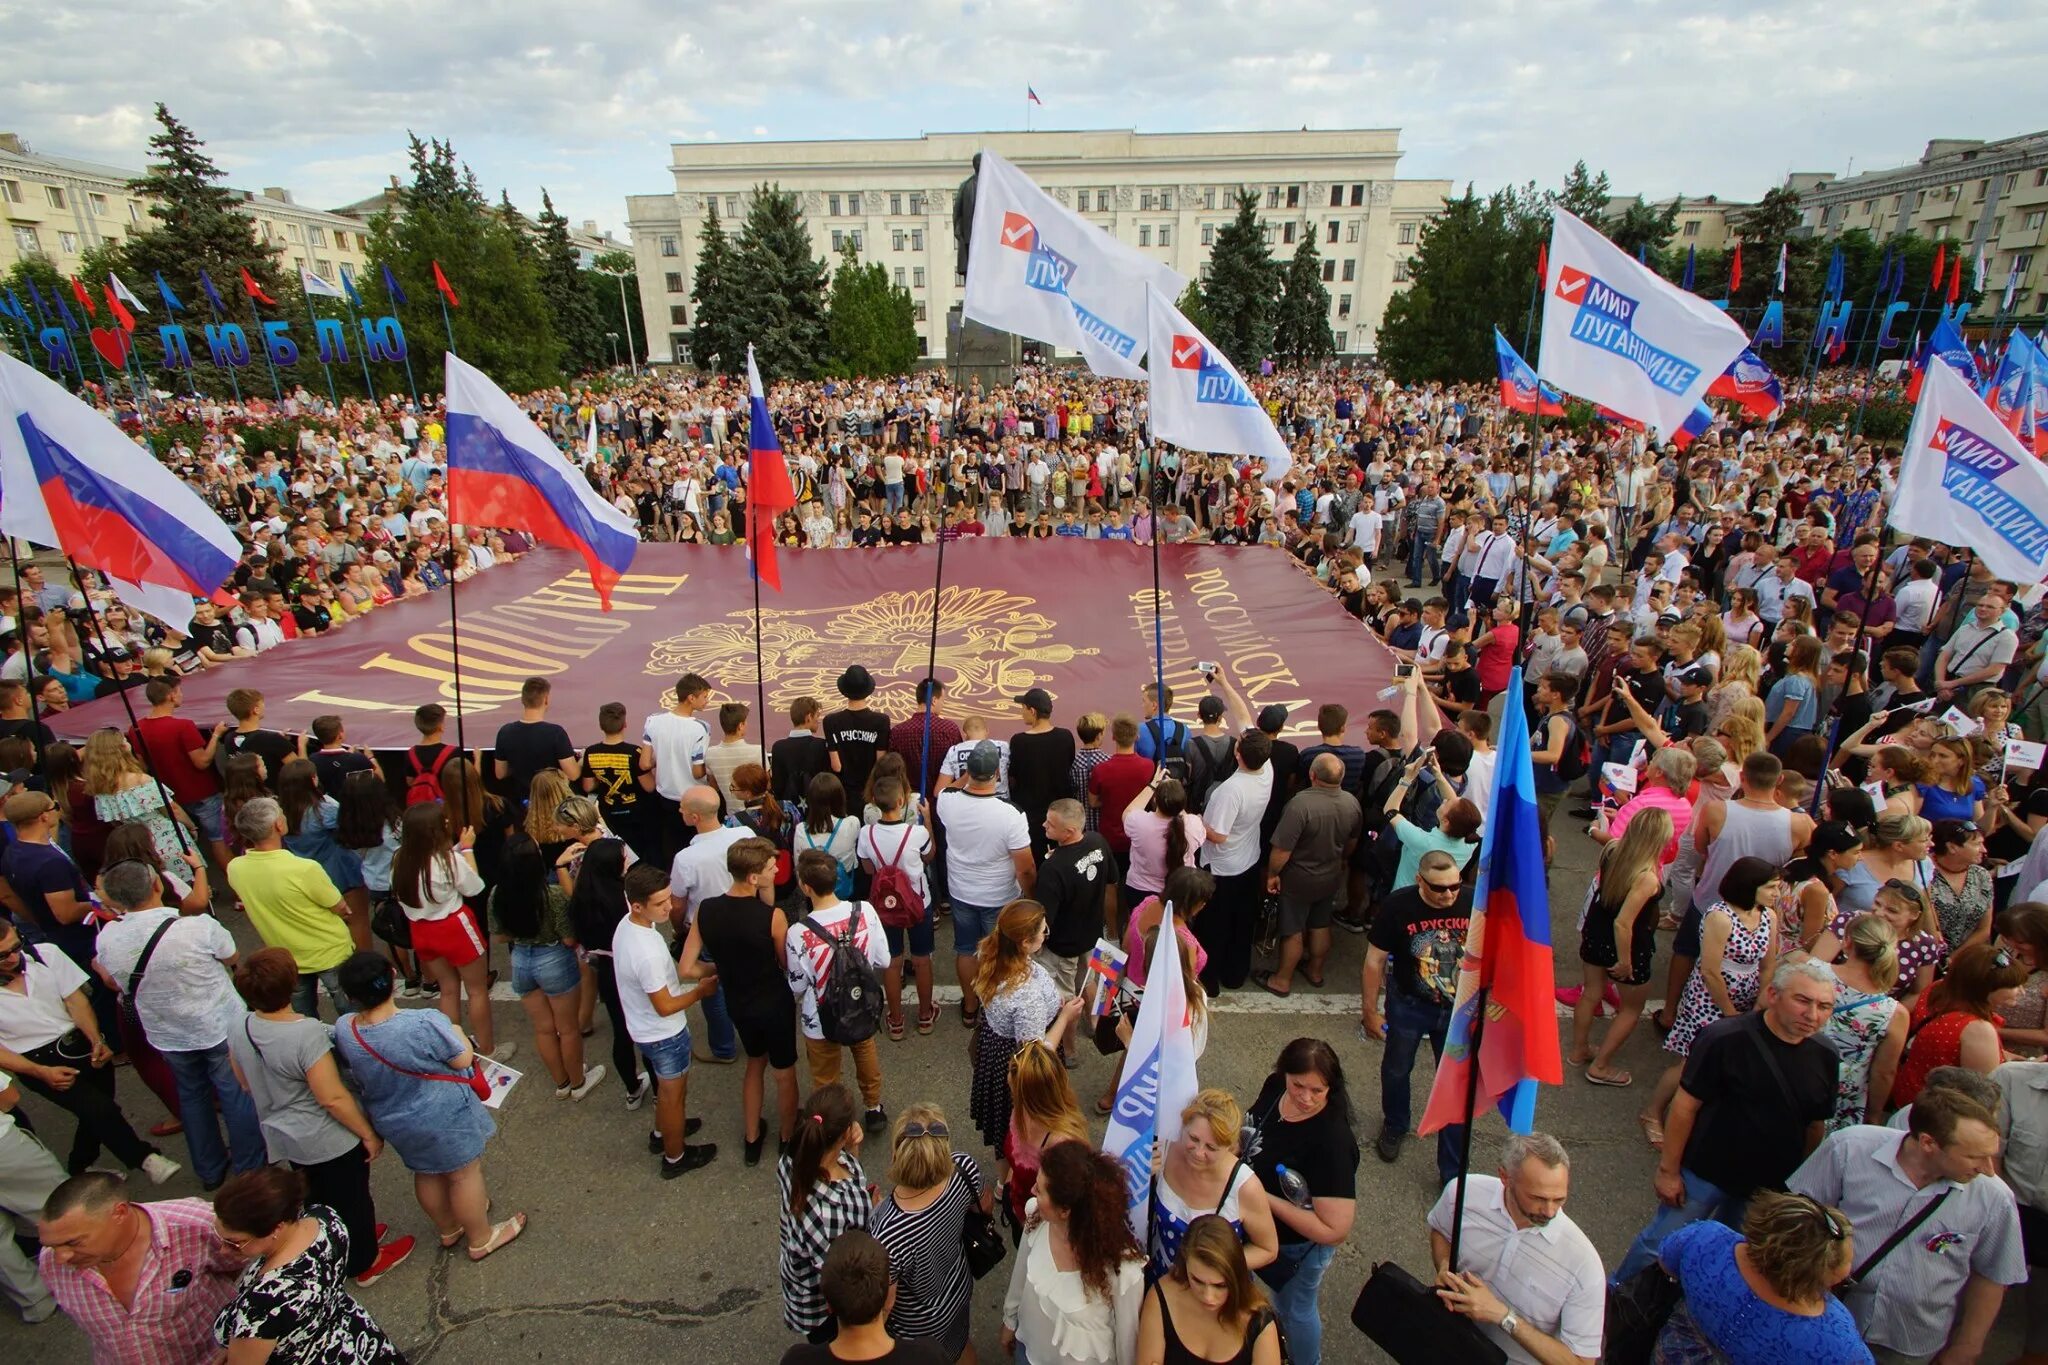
[{"left": 348, "top": 1017, "right": 491, "bottom": 1101}]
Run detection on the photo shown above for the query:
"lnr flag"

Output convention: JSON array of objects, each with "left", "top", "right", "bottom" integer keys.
[
  {"left": 1539, "top": 209, "right": 1747, "bottom": 438},
  {"left": 1893, "top": 357, "right": 2048, "bottom": 584},
  {"left": 1144, "top": 283, "right": 1292, "bottom": 484},
  {"left": 1101, "top": 900, "right": 1199, "bottom": 1241},
  {"left": 964, "top": 150, "right": 1184, "bottom": 381}
]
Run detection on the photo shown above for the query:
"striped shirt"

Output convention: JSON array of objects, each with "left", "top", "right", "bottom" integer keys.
[
  {"left": 41, "top": 1199, "right": 240, "bottom": 1365},
  {"left": 869, "top": 1152, "right": 985, "bottom": 1354},
  {"left": 778, "top": 1152, "right": 873, "bottom": 1334}
]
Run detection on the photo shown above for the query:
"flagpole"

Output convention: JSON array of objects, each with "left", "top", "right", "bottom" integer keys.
[
  {"left": 244, "top": 284, "right": 284, "bottom": 402},
  {"left": 437, "top": 290, "right": 457, "bottom": 357},
  {"left": 1148, "top": 444, "right": 1168, "bottom": 761},
  {"left": 341, "top": 295, "right": 377, "bottom": 398},
  {"left": 752, "top": 492, "right": 769, "bottom": 776},
  {"left": 1444, "top": 983, "right": 1492, "bottom": 1269},
  {"left": 302, "top": 288, "right": 339, "bottom": 409},
  {"left": 63, "top": 557, "right": 192, "bottom": 856},
  {"left": 918, "top": 470, "right": 950, "bottom": 808},
  {"left": 441, "top": 466, "right": 469, "bottom": 758}
]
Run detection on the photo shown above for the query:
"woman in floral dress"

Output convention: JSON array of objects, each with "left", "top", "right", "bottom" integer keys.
[{"left": 1820, "top": 915, "right": 1908, "bottom": 1131}]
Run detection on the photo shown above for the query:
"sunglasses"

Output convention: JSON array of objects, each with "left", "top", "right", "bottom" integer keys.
[
  {"left": 1421, "top": 879, "right": 1463, "bottom": 894},
  {"left": 896, "top": 1119, "right": 950, "bottom": 1142}
]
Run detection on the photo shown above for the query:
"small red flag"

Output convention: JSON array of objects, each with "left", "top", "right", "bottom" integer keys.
[
  {"left": 1728, "top": 242, "right": 1742, "bottom": 296},
  {"left": 432, "top": 261, "right": 460, "bottom": 308},
  {"left": 1932, "top": 243, "right": 1946, "bottom": 292},
  {"left": 240, "top": 267, "right": 278, "bottom": 306},
  {"left": 102, "top": 284, "right": 135, "bottom": 334},
  {"left": 1535, "top": 243, "right": 1547, "bottom": 283},
  {"left": 1946, "top": 256, "right": 1962, "bottom": 304},
  {"left": 70, "top": 276, "right": 97, "bottom": 318}
]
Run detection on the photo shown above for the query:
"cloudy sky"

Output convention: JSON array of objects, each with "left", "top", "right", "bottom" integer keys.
[{"left": 5, "top": 0, "right": 2042, "bottom": 237}]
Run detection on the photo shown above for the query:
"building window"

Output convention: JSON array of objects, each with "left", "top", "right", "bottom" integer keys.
[
  {"left": 2038, "top": 170, "right": 2048, "bottom": 188},
  {"left": 1158, "top": 224, "right": 1171, "bottom": 247},
  {"left": 308, "top": 226, "right": 325, "bottom": 247},
  {"left": 911, "top": 229, "right": 923, "bottom": 251},
  {"left": 1282, "top": 221, "right": 1296, "bottom": 244},
  {"left": 1139, "top": 225, "right": 1151, "bottom": 246},
  {"left": 1994, "top": 216, "right": 2006, "bottom": 237},
  {"left": 0, "top": 180, "right": 19, "bottom": 203},
  {"left": 1267, "top": 186, "right": 1281, "bottom": 208},
  {"left": 293, "top": 255, "right": 304, "bottom": 271},
  {"left": 1327, "top": 219, "right": 1339, "bottom": 243},
  {"left": 1286, "top": 185, "right": 1300, "bottom": 209},
  {"left": 726, "top": 196, "right": 739, "bottom": 217},
  {"left": 88, "top": 192, "right": 106, "bottom": 216},
  {"left": 314, "top": 258, "right": 332, "bottom": 278},
  {"left": 2018, "top": 251, "right": 2036, "bottom": 275},
  {"left": 848, "top": 193, "right": 862, "bottom": 214},
  {"left": 913, "top": 302, "right": 927, "bottom": 322},
  {"left": 1140, "top": 189, "right": 1155, "bottom": 210},
  {"left": 1342, "top": 258, "right": 1355, "bottom": 281},
  {"left": 58, "top": 231, "right": 77, "bottom": 254},
  {"left": 1337, "top": 293, "right": 1352, "bottom": 318},
  {"left": 289, "top": 223, "right": 303, "bottom": 242},
  {"left": 913, "top": 267, "right": 925, "bottom": 288},
  {"left": 1334, "top": 331, "right": 1347, "bottom": 352},
  {"left": 1097, "top": 190, "right": 1111, "bottom": 212},
  {"left": 849, "top": 230, "right": 862, "bottom": 250},
  {"left": 1398, "top": 222, "right": 1416, "bottom": 244},
  {"left": 336, "top": 229, "right": 352, "bottom": 250},
  {"left": 893, "top": 229, "right": 905, "bottom": 251},
  {"left": 1892, "top": 195, "right": 1902, "bottom": 210},
  {"left": 829, "top": 193, "right": 841, "bottom": 216},
  {"left": 669, "top": 334, "right": 691, "bottom": 364},
  {"left": 2007, "top": 174, "right": 2019, "bottom": 194},
  {"left": 890, "top": 192, "right": 902, "bottom": 215},
  {"left": 1329, "top": 185, "right": 1343, "bottom": 208},
  {"left": 918, "top": 335, "right": 928, "bottom": 356},
  {"left": 128, "top": 201, "right": 141, "bottom": 224},
  {"left": 660, "top": 235, "right": 679, "bottom": 256},
  {"left": 2027, "top": 211, "right": 2046, "bottom": 232},
  {"left": 1683, "top": 220, "right": 1700, "bottom": 236},
  {"left": 1351, "top": 184, "right": 1364, "bottom": 206},
  {"left": 1393, "top": 260, "right": 1411, "bottom": 283},
  {"left": 1321, "top": 259, "right": 1335, "bottom": 282},
  {"left": 1863, "top": 199, "right": 1875, "bottom": 216},
  {"left": 12, "top": 226, "right": 38, "bottom": 253},
  {"left": 664, "top": 271, "right": 684, "bottom": 293},
  {"left": 1977, "top": 179, "right": 1989, "bottom": 200},
  {"left": 909, "top": 192, "right": 924, "bottom": 214},
  {"left": 1203, "top": 187, "right": 1216, "bottom": 210},
  {"left": 1201, "top": 223, "right": 1214, "bottom": 246},
  {"left": 45, "top": 186, "right": 64, "bottom": 209},
  {"left": 1347, "top": 221, "right": 1360, "bottom": 243},
  {"left": 894, "top": 267, "right": 906, "bottom": 286},
  {"left": 831, "top": 229, "right": 843, "bottom": 251},
  {"left": 1261, "top": 222, "right": 1275, "bottom": 243}
]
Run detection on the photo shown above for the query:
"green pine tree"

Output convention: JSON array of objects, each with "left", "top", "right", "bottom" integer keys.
[
  {"left": 728, "top": 184, "right": 828, "bottom": 379},
  {"left": 1199, "top": 188, "right": 1281, "bottom": 367},
  {"left": 689, "top": 202, "right": 740, "bottom": 373},
  {"left": 824, "top": 243, "right": 919, "bottom": 377},
  {"left": 1173, "top": 280, "right": 1213, "bottom": 338},
  {"left": 1377, "top": 184, "right": 1544, "bottom": 382},
  {"left": 535, "top": 190, "right": 607, "bottom": 374},
  {"left": 1554, "top": 161, "right": 1613, "bottom": 225},
  {"left": 1608, "top": 196, "right": 1680, "bottom": 262},
  {"left": 1273, "top": 234, "right": 1335, "bottom": 364}
]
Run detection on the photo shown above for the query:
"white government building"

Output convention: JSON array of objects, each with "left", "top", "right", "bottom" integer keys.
[{"left": 627, "top": 128, "right": 1452, "bottom": 366}]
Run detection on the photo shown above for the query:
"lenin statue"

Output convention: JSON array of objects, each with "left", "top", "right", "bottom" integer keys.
[{"left": 953, "top": 153, "right": 981, "bottom": 280}]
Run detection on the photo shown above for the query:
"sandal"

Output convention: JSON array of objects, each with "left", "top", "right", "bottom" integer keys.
[
  {"left": 1638, "top": 1115, "right": 1665, "bottom": 1151},
  {"left": 916, "top": 1005, "right": 939, "bottom": 1035},
  {"left": 887, "top": 1012, "right": 906, "bottom": 1042},
  {"left": 1586, "top": 1068, "right": 1634, "bottom": 1088},
  {"left": 960, "top": 1008, "right": 979, "bottom": 1031},
  {"left": 1095, "top": 1095, "right": 1115, "bottom": 1115},
  {"left": 467, "top": 1213, "right": 527, "bottom": 1262},
  {"left": 1302, "top": 971, "right": 1325, "bottom": 988},
  {"left": 437, "top": 1227, "right": 464, "bottom": 1250},
  {"left": 1253, "top": 972, "right": 1291, "bottom": 999}
]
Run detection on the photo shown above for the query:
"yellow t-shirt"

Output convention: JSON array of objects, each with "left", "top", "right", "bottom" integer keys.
[{"left": 226, "top": 849, "right": 352, "bottom": 972}]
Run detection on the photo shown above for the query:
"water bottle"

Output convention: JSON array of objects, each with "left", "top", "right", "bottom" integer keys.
[{"left": 1274, "top": 1164, "right": 1313, "bottom": 1209}]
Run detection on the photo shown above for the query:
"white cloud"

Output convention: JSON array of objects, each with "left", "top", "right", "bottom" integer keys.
[{"left": 2, "top": 0, "right": 2043, "bottom": 239}]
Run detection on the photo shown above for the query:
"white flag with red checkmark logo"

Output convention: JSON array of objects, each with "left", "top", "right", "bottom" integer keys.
[
  {"left": 1538, "top": 208, "right": 1747, "bottom": 439},
  {"left": 964, "top": 150, "right": 1184, "bottom": 380},
  {"left": 1143, "top": 283, "right": 1291, "bottom": 482}
]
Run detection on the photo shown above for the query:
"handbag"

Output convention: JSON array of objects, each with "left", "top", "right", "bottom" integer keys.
[
  {"left": 963, "top": 1205, "right": 1006, "bottom": 1279},
  {"left": 1349, "top": 1261, "right": 1508, "bottom": 1365},
  {"left": 1600, "top": 1262, "right": 1683, "bottom": 1365},
  {"left": 349, "top": 1017, "right": 492, "bottom": 1101},
  {"left": 1253, "top": 893, "right": 1283, "bottom": 959}
]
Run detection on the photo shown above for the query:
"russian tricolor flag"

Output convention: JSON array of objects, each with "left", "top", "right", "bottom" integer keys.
[
  {"left": 443, "top": 352, "right": 638, "bottom": 608},
  {"left": 745, "top": 345, "right": 798, "bottom": 591},
  {"left": 1421, "top": 666, "right": 1562, "bottom": 1138},
  {"left": 0, "top": 352, "right": 239, "bottom": 633}
]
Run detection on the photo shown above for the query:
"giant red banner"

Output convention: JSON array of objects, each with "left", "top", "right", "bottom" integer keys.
[{"left": 60, "top": 542, "right": 1401, "bottom": 748}]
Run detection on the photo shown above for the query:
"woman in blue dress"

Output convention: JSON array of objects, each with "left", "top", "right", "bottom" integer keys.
[
  {"left": 330, "top": 951, "right": 526, "bottom": 1262},
  {"left": 1656, "top": 1190, "right": 1872, "bottom": 1364}
]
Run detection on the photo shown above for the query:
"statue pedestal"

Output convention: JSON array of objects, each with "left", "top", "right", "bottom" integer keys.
[{"left": 946, "top": 306, "right": 1020, "bottom": 389}]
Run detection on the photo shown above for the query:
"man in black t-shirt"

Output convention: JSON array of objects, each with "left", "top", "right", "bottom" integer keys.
[
  {"left": 1613, "top": 957, "right": 1838, "bottom": 1282},
  {"left": 769, "top": 695, "right": 831, "bottom": 805},
  {"left": 219, "top": 687, "right": 299, "bottom": 786},
  {"left": 493, "top": 676, "right": 577, "bottom": 805},
  {"left": 184, "top": 600, "right": 243, "bottom": 665},
  {"left": 1008, "top": 688, "right": 1076, "bottom": 861},
  {"left": 582, "top": 702, "right": 657, "bottom": 864},
  {"left": 1033, "top": 799, "right": 1116, "bottom": 1060},
  {"left": 1362, "top": 852, "right": 1472, "bottom": 1180},
  {"left": 823, "top": 666, "right": 890, "bottom": 804},
  {"left": 306, "top": 715, "right": 377, "bottom": 794}
]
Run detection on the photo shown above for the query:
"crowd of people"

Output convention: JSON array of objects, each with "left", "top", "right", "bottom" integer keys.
[{"left": 0, "top": 354, "right": 2044, "bottom": 1365}]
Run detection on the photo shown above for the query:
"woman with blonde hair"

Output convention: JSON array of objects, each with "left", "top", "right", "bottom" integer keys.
[
  {"left": 1813, "top": 877, "right": 1944, "bottom": 1012},
  {"left": 1568, "top": 806, "right": 1670, "bottom": 1086},
  {"left": 1836, "top": 811, "right": 1931, "bottom": 915},
  {"left": 1708, "top": 644, "right": 1763, "bottom": 731},
  {"left": 1820, "top": 914, "right": 1907, "bottom": 1131},
  {"left": 1765, "top": 634, "right": 1824, "bottom": 757},
  {"left": 82, "top": 728, "right": 193, "bottom": 869},
  {"left": 1917, "top": 736, "right": 1988, "bottom": 825},
  {"left": 869, "top": 1102, "right": 991, "bottom": 1363},
  {"left": 1715, "top": 714, "right": 1765, "bottom": 768},
  {"left": 1001, "top": 1041, "right": 1091, "bottom": 1232},
  {"left": 1656, "top": 1190, "right": 1866, "bottom": 1361},
  {"left": 969, "top": 901, "right": 1083, "bottom": 1151},
  {"left": 523, "top": 769, "right": 576, "bottom": 847},
  {"left": 1146, "top": 1089, "right": 1277, "bottom": 1280},
  {"left": 1137, "top": 1215, "right": 1283, "bottom": 1365}
]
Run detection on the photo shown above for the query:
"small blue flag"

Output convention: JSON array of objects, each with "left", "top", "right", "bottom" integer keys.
[
  {"left": 1891, "top": 252, "right": 1907, "bottom": 298},
  {"left": 198, "top": 269, "right": 227, "bottom": 314},
  {"left": 1682, "top": 245, "right": 1695, "bottom": 292},
  {"left": 153, "top": 272, "right": 184, "bottom": 313},
  {"left": 24, "top": 277, "right": 51, "bottom": 323},
  {"left": 0, "top": 290, "right": 21, "bottom": 326},
  {"left": 54, "top": 293, "right": 81, "bottom": 333},
  {"left": 341, "top": 271, "right": 365, "bottom": 309},
  {"left": 381, "top": 264, "right": 409, "bottom": 307},
  {"left": 1637, "top": 243, "right": 1648, "bottom": 265},
  {"left": 1825, "top": 246, "right": 1845, "bottom": 300}
]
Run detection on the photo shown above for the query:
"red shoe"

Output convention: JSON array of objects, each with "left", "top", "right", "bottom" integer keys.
[
  {"left": 354, "top": 1234, "right": 416, "bottom": 1287},
  {"left": 1554, "top": 985, "right": 1585, "bottom": 1007},
  {"left": 375, "top": 1223, "right": 388, "bottom": 1243},
  {"left": 149, "top": 1118, "right": 185, "bottom": 1138}
]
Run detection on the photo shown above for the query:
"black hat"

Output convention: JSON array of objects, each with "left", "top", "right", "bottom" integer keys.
[
  {"left": 1257, "top": 704, "right": 1290, "bottom": 733},
  {"left": 836, "top": 665, "right": 875, "bottom": 700},
  {"left": 1197, "top": 695, "right": 1226, "bottom": 723},
  {"left": 1013, "top": 687, "right": 1053, "bottom": 716},
  {"left": 1678, "top": 665, "right": 1713, "bottom": 689}
]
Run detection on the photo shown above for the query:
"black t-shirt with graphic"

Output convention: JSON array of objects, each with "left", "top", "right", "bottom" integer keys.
[
  {"left": 1366, "top": 884, "right": 1473, "bottom": 1006},
  {"left": 581, "top": 741, "right": 649, "bottom": 819},
  {"left": 1035, "top": 832, "right": 1117, "bottom": 957},
  {"left": 824, "top": 708, "right": 892, "bottom": 802},
  {"left": 1239, "top": 1073, "right": 1361, "bottom": 1245}
]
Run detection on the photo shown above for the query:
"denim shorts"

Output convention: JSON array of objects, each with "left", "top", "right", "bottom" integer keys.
[
  {"left": 510, "top": 942, "right": 580, "bottom": 997},
  {"left": 186, "top": 793, "right": 225, "bottom": 844},
  {"left": 951, "top": 900, "right": 1004, "bottom": 956},
  {"left": 640, "top": 1026, "right": 693, "bottom": 1081},
  {"left": 883, "top": 905, "right": 935, "bottom": 959}
]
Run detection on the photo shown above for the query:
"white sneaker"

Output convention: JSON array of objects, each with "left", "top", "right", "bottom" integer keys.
[
  {"left": 569, "top": 1064, "right": 607, "bottom": 1101},
  {"left": 141, "top": 1154, "right": 181, "bottom": 1186},
  {"left": 624, "top": 1076, "right": 651, "bottom": 1111},
  {"left": 488, "top": 1042, "right": 518, "bottom": 1063},
  {"left": 395, "top": 982, "right": 425, "bottom": 1001}
]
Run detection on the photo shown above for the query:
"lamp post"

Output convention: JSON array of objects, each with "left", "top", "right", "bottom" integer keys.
[
  {"left": 606, "top": 332, "right": 620, "bottom": 371},
  {"left": 593, "top": 249, "right": 639, "bottom": 376}
]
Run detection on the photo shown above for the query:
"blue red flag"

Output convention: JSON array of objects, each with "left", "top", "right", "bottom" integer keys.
[
  {"left": 1492, "top": 329, "right": 1565, "bottom": 417},
  {"left": 745, "top": 345, "right": 799, "bottom": 591},
  {"left": 1706, "top": 348, "right": 1784, "bottom": 420},
  {"left": 1985, "top": 331, "right": 2048, "bottom": 457},
  {"left": 1908, "top": 315, "right": 1975, "bottom": 401},
  {"left": 1681, "top": 245, "right": 1695, "bottom": 293},
  {"left": 1421, "top": 666, "right": 1562, "bottom": 1136},
  {"left": 1669, "top": 401, "right": 1715, "bottom": 451},
  {"left": 442, "top": 352, "right": 639, "bottom": 608}
]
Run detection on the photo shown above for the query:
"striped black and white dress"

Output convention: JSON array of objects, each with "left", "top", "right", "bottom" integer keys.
[{"left": 868, "top": 1151, "right": 984, "bottom": 1359}]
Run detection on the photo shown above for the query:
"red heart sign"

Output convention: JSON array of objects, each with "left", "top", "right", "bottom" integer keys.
[{"left": 90, "top": 326, "right": 131, "bottom": 369}]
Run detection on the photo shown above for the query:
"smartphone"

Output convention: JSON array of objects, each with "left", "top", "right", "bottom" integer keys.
[
  {"left": 1395, "top": 662, "right": 1417, "bottom": 679},
  {"left": 1196, "top": 660, "right": 1219, "bottom": 677}
]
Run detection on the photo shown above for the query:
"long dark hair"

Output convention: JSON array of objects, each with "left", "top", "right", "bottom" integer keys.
[
  {"left": 336, "top": 769, "right": 395, "bottom": 851},
  {"left": 1039, "top": 1141, "right": 1143, "bottom": 1302},
  {"left": 1153, "top": 778, "right": 1190, "bottom": 873},
  {"left": 1273, "top": 1036, "right": 1353, "bottom": 1130},
  {"left": 804, "top": 771, "right": 847, "bottom": 835},
  {"left": 391, "top": 803, "right": 456, "bottom": 910},
  {"left": 492, "top": 832, "right": 547, "bottom": 940},
  {"left": 785, "top": 1083, "right": 858, "bottom": 1222},
  {"left": 566, "top": 838, "right": 629, "bottom": 947},
  {"left": 275, "top": 757, "right": 322, "bottom": 836}
]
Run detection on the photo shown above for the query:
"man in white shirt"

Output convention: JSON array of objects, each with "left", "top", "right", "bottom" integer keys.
[
  {"left": 936, "top": 743, "right": 1034, "bottom": 1024},
  {"left": 1344, "top": 504, "right": 1384, "bottom": 566},
  {"left": 612, "top": 863, "right": 719, "bottom": 1178},
  {"left": 232, "top": 593, "right": 285, "bottom": 654},
  {"left": 665, "top": 786, "right": 743, "bottom": 1066},
  {"left": 93, "top": 862, "right": 263, "bottom": 1191},
  {"left": 1197, "top": 730, "right": 1274, "bottom": 994},
  {"left": 1429, "top": 1132, "right": 1604, "bottom": 1365},
  {"left": 1467, "top": 514, "right": 1519, "bottom": 615},
  {"left": 783, "top": 851, "right": 892, "bottom": 1131},
  {"left": 643, "top": 674, "right": 712, "bottom": 863}
]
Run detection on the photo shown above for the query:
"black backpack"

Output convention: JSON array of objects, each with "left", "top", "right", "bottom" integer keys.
[
  {"left": 1551, "top": 713, "right": 1590, "bottom": 783},
  {"left": 800, "top": 910, "right": 885, "bottom": 1045},
  {"left": 1185, "top": 733, "right": 1236, "bottom": 812},
  {"left": 1149, "top": 719, "right": 1194, "bottom": 786}
]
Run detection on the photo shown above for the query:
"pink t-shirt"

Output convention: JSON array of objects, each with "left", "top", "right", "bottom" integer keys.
[
  {"left": 1123, "top": 895, "right": 1209, "bottom": 987},
  {"left": 1607, "top": 784, "right": 1695, "bottom": 867},
  {"left": 1477, "top": 623, "right": 1520, "bottom": 693},
  {"left": 1124, "top": 811, "right": 1206, "bottom": 895}
]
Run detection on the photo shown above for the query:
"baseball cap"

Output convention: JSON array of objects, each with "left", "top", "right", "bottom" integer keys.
[
  {"left": 1257, "top": 704, "right": 1290, "bottom": 734},
  {"left": 1013, "top": 687, "right": 1053, "bottom": 716},
  {"left": 837, "top": 665, "right": 875, "bottom": 701},
  {"left": 1197, "top": 695, "right": 1226, "bottom": 723},
  {"left": 965, "top": 741, "right": 1003, "bottom": 780},
  {"left": 1678, "top": 665, "right": 1713, "bottom": 689}
]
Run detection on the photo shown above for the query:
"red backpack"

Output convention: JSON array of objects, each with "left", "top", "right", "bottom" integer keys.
[
  {"left": 868, "top": 824, "right": 925, "bottom": 928},
  {"left": 405, "top": 745, "right": 455, "bottom": 806}
]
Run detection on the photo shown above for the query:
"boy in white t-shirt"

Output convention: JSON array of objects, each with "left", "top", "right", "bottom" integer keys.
[
  {"left": 784, "top": 851, "right": 891, "bottom": 1132},
  {"left": 612, "top": 863, "right": 720, "bottom": 1178},
  {"left": 856, "top": 774, "right": 936, "bottom": 1038},
  {"left": 938, "top": 715, "right": 1010, "bottom": 797}
]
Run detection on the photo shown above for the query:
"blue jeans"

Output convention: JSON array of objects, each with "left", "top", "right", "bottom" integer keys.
[
  {"left": 886, "top": 482, "right": 905, "bottom": 515},
  {"left": 1261, "top": 1241, "right": 1338, "bottom": 1365},
  {"left": 1612, "top": 1169, "right": 1747, "bottom": 1283},
  {"left": 640, "top": 1026, "right": 694, "bottom": 1082},
  {"left": 292, "top": 968, "right": 348, "bottom": 1021},
  {"left": 163, "top": 1041, "right": 267, "bottom": 1186},
  {"left": 699, "top": 980, "right": 737, "bottom": 1061},
  {"left": 1381, "top": 990, "right": 1463, "bottom": 1186},
  {"left": 1408, "top": 535, "right": 1439, "bottom": 587}
]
